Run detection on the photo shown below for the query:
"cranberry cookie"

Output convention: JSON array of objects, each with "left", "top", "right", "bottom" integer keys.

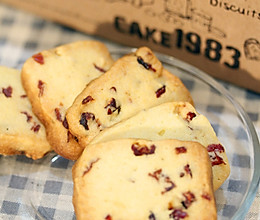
[
  {"left": 0, "top": 66, "right": 52, "bottom": 159},
  {"left": 21, "top": 41, "right": 114, "bottom": 160},
  {"left": 73, "top": 139, "right": 216, "bottom": 220},
  {"left": 66, "top": 47, "right": 193, "bottom": 153}
]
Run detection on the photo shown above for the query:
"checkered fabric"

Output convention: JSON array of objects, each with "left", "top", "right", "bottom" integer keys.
[{"left": 0, "top": 3, "right": 259, "bottom": 220}]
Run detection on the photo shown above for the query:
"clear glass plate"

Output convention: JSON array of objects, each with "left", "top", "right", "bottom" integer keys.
[{"left": 0, "top": 48, "right": 259, "bottom": 220}]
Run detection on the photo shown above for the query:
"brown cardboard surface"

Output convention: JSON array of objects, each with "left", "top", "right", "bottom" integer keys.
[{"left": 1, "top": 0, "right": 260, "bottom": 92}]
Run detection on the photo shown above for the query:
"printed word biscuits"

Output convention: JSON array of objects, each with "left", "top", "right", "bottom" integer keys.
[
  {"left": 0, "top": 66, "right": 52, "bottom": 159},
  {"left": 21, "top": 41, "right": 114, "bottom": 160},
  {"left": 66, "top": 47, "right": 194, "bottom": 151},
  {"left": 91, "top": 101, "right": 230, "bottom": 191},
  {"left": 73, "top": 139, "right": 217, "bottom": 220}
]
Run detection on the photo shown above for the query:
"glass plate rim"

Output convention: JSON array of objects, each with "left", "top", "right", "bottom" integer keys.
[{"left": 110, "top": 47, "right": 260, "bottom": 220}]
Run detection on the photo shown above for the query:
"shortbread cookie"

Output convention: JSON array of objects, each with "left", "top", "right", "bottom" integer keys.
[
  {"left": 91, "top": 101, "right": 230, "bottom": 190},
  {"left": 21, "top": 41, "right": 114, "bottom": 160},
  {"left": 73, "top": 139, "right": 217, "bottom": 220},
  {"left": 0, "top": 66, "right": 52, "bottom": 159},
  {"left": 66, "top": 47, "right": 194, "bottom": 151}
]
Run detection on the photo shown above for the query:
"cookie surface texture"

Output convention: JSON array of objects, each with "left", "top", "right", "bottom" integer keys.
[
  {"left": 66, "top": 47, "right": 194, "bottom": 149},
  {"left": 0, "top": 66, "right": 52, "bottom": 159},
  {"left": 21, "top": 41, "right": 114, "bottom": 160},
  {"left": 73, "top": 139, "right": 216, "bottom": 220},
  {"left": 91, "top": 101, "right": 230, "bottom": 191}
]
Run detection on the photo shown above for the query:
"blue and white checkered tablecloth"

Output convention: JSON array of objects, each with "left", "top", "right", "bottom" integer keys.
[{"left": 0, "top": 3, "right": 259, "bottom": 220}]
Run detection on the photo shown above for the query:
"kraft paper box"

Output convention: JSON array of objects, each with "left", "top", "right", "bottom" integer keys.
[{"left": 1, "top": 0, "right": 260, "bottom": 93}]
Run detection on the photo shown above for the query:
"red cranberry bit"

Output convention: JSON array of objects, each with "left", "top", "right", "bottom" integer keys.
[
  {"left": 63, "top": 117, "right": 69, "bottom": 129},
  {"left": 38, "top": 80, "right": 45, "bottom": 97},
  {"left": 149, "top": 212, "right": 156, "bottom": 220},
  {"left": 155, "top": 85, "right": 166, "bottom": 98},
  {"left": 137, "top": 56, "right": 156, "bottom": 72},
  {"left": 182, "top": 191, "right": 195, "bottom": 209},
  {"left": 105, "top": 215, "right": 112, "bottom": 220},
  {"left": 201, "top": 193, "right": 211, "bottom": 201},
  {"left": 83, "top": 158, "right": 100, "bottom": 176},
  {"left": 148, "top": 169, "right": 162, "bottom": 181},
  {"left": 169, "top": 209, "right": 188, "bottom": 219},
  {"left": 32, "top": 53, "right": 44, "bottom": 64},
  {"left": 207, "top": 144, "right": 225, "bottom": 153},
  {"left": 82, "top": 95, "right": 94, "bottom": 104},
  {"left": 21, "top": 111, "right": 32, "bottom": 122},
  {"left": 210, "top": 153, "right": 225, "bottom": 166},
  {"left": 104, "top": 98, "right": 121, "bottom": 115},
  {"left": 20, "top": 94, "right": 27, "bottom": 98},
  {"left": 79, "top": 112, "right": 95, "bottom": 130},
  {"left": 148, "top": 169, "right": 176, "bottom": 194},
  {"left": 184, "top": 164, "right": 192, "bottom": 177},
  {"left": 31, "top": 123, "right": 41, "bottom": 133},
  {"left": 186, "top": 112, "right": 196, "bottom": 122},
  {"left": 131, "top": 143, "right": 156, "bottom": 156},
  {"left": 2, "top": 86, "right": 12, "bottom": 98},
  {"left": 162, "top": 176, "right": 176, "bottom": 194},
  {"left": 175, "top": 146, "right": 187, "bottom": 154},
  {"left": 94, "top": 63, "right": 106, "bottom": 73},
  {"left": 110, "top": 86, "right": 117, "bottom": 92},
  {"left": 55, "top": 108, "right": 62, "bottom": 122},
  {"left": 207, "top": 144, "right": 226, "bottom": 166}
]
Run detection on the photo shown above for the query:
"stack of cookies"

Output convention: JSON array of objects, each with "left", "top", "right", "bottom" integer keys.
[{"left": 0, "top": 40, "right": 230, "bottom": 219}]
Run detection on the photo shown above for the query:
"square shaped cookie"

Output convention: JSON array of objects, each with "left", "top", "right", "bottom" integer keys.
[{"left": 73, "top": 139, "right": 216, "bottom": 220}]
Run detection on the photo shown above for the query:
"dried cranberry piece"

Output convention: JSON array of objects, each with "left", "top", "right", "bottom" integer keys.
[
  {"left": 20, "top": 94, "right": 27, "bottom": 98},
  {"left": 82, "top": 95, "right": 94, "bottom": 104},
  {"left": 162, "top": 176, "right": 175, "bottom": 194},
  {"left": 2, "top": 86, "right": 12, "bottom": 98},
  {"left": 149, "top": 212, "right": 156, "bottom": 220},
  {"left": 182, "top": 191, "right": 195, "bottom": 209},
  {"left": 148, "top": 169, "right": 175, "bottom": 194},
  {"left": 104, "top": 98, "right": 121, "bottom": 115},
  {"left": 105, "top": 215, "right": 112, "bottom": 220},
  {"left": 148, "top": 169, "right": 162, "bottom": 181},
  {"left": 169, "top": 209, "right": 188, "bottom": 219},
  {"left": 110, "top": 87, "right": 117, "bottom": 92},
  {"left": 207, "top": 144, "right": 225, "bottom": 153},
  {"left": 21, "top": 111, "right": 32, "bottom": 122},
  {"left": 38, "top": 80, "right": 45, "bottom": 97},
  {"left": 207, "top": 144, "right": 226, "bottom": 166},
  {"left": 32, "top": 53, "right": 44, "bottom": 64},
  {"left": 184, "top": 164, "right": 192, "bottom": 177},
  {"left": 83, "top": 158, "right": 100, "bottom": 176},
  {"left": 79, "top": 112, "right": 95, "bottom": 130},
  {"left": 210, "top": 154, "right": 225, "bottom": 166},
  {"left": 31, "top": 123, "right": 41, "bottom": 133},
  {"left": 186, "top": 112, "right": 196, "bottom": 122},
  {"left": 131, "top": 143, "right": 156, "bottom": 156},
  {"left": 63, "top": 117, "right": 69, "bottom": 129},
  {"left": 155, "top": 85, "right": 166, "bottom": 98},
  {"left": 94, "top": 63, "right": 106, "bottom": 73},
  {"left": 137, "top": 56, "right": 156, "bottom": 72},
  {"left": 175, "top": 146, "right": 187, "bottom": 154},
  {"left": 55, "top": 108, "right": 62, "bottom": 122},
  {"left": 201, "top": 193, "right": 211, "bottom": 201}
]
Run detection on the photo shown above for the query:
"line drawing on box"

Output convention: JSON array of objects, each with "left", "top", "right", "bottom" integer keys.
[
  {"left": 244, "top": 38, "right": 260, "bottom": 61},
  {"left": 106, "top": 0, "right": 154, "bottom": 8},
  {"left": 106, "top": 0, "right": 227, "bottom": 38}
]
